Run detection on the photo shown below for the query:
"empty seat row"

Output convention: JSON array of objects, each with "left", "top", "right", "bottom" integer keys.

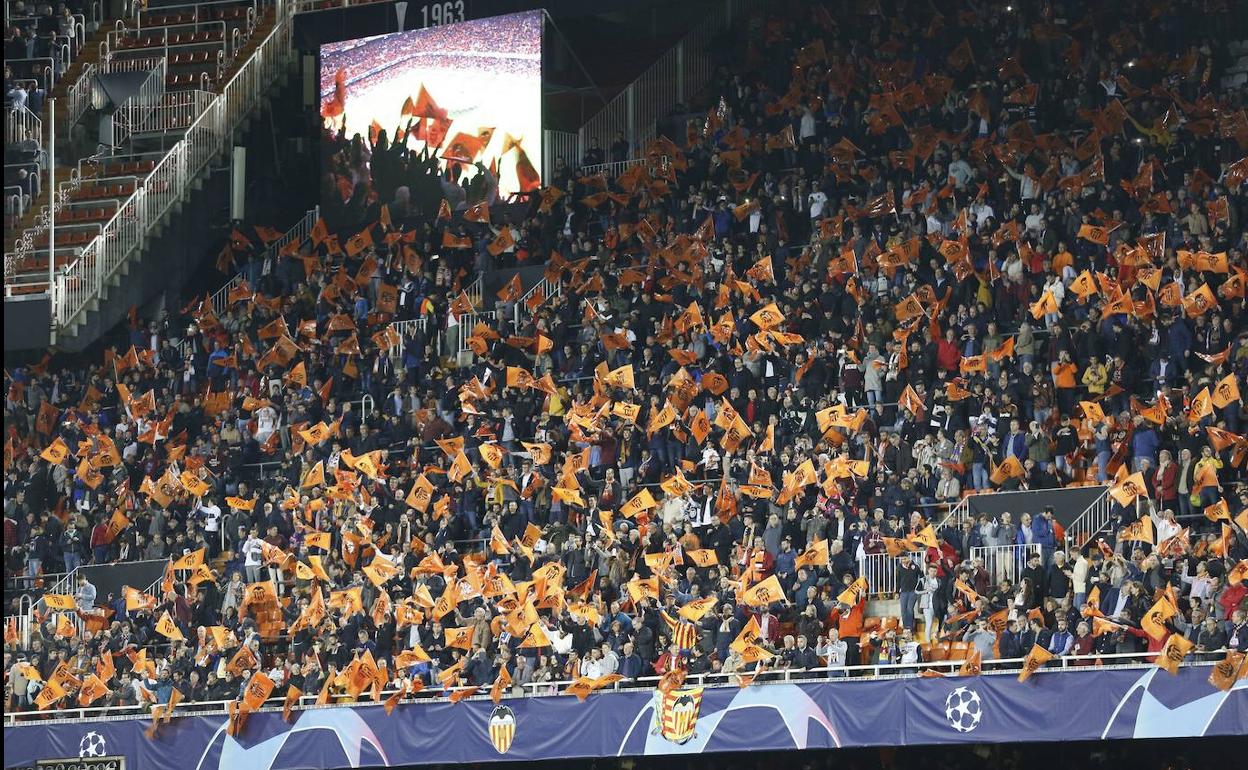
[
  {"left": 117, "top": 30, "right": 225, "bottom": 51},
  {"left": 59, "top": 206, "right": 117, "bottom": 224},
  {"left": 167, "top": 72, "right": 215, "bottom": 90},
  {"left": 97, "top": 160, "right": 156, "bottom": 177},
  {"left": 142, "top": 11, "right": 197, "bottom": 26},
  {"left": 73, "top": 182, "right": 136, "bottom": 202},
  {"left": 33, "top": 230, "right": 95, "bottom": 248},
  {"left": 6, "top": 281, "right": 51, "bottom": 297},
  {"left": 169, "top": 50, "right": 218, "bottom": 67}
]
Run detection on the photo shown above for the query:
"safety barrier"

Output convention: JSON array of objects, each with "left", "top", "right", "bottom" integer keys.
[
  {"left": 510, "top": 274, "right": 562, "bottom": 330},
  {"left": 970, "top": 543, "right": 1043, "bottom": 588},
  {"left": 112, "top": 63, "right": 168, "bottom": 145},
  {"left": 858, "top": 552, "right": 909, "bottom": 597},
  {"left": 576, "top": 157, "right": 649, "bottom": 179},
  {"left": 1065, "top": 486, "right": 1114, "bottom": 550},
  {"left": 5, "top": 105, "right": 43, "bottom": 149}
]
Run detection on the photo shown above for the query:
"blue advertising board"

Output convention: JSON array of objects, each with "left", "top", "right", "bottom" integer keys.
[{"left": 5, "top": 666, "right": 1245, "bottom": 769}]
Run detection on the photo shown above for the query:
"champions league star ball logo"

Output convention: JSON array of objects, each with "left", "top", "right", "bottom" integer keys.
[
  {"left": 488, "top": 705, "right": 517, "bottom": 754},
  {"left": 945, "top": 686, "right": 983, "bottom": 733},
  {"left": 79, "top": 731, "right": 107, "bottom": 757}
]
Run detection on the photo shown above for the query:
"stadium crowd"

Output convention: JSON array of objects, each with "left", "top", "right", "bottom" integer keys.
[{"left": 4, "top": 0, "right": 1248, "bottom": 717}]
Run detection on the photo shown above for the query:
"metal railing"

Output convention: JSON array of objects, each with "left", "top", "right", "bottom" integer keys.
[
  {"left": 511, "top": 274, "right": 562, "bottom": 330},
  {"left": 6, "top": 58, "right": 56, "bottom": 92},
  {"left": 112, "top": 62, "right": 168, "bottom": 146},
  {"left": 5, "top": 104, "right": 43, "bottom": 149},
  {"left": 937, "top": 496, "right": 971, "bottom": 530},
  {"left": 577, "top": 0, "right": 760, "bottom": 156},
  {"left": 970, "top": 543, "right": 1043, "bottom": 587},
  {"left": 450, "top": 310, "right": 497, "bottom": 354},
  {"left": 390, "top": 317, "right": 430, "bottom": 360},
  {"left": 1, "top": 651, "right": 1209, "bottom": 725},
  {"left": 54, "top": 0, "right": 296, "bottom": 335},
  {"left": 541, "top": 130, "right": 580, "bottom": 184},
  {"left": 857, "top": 552, "right": 909, "bottom": 597},
  {"left": 132, "top": 90, "right": 217, "bottom": 136},
  {"left": 1065, "top": 486, "right": 1113, "bottom": 550},
  {"left": 464, "top": 274, "right": 483, "bottom": 308},
  {"left": 65, "top": 61, "right": 98, "bottom": 130},
  {"left": 576, "top": 157, "right": 648, "bottom": 179},
  {"left": 102, "top": 54, "right": 166, "bottom": 74}
]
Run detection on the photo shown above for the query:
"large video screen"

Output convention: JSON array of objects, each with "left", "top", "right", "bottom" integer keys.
[{"left": 319, "top": 11, "right": 542, "bottom": 204}]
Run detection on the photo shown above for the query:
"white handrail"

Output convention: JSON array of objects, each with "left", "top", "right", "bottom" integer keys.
[
  {"left": 1, "top": 651, "right": 1212, "bottom": 726},
  {"left": 936, "top": 495, "right": 971, "bottom": 531},
  {"left": 857, "top": 552, "right": 909, "bottom": 597},
  {"left": 1065, "top": 486, "right": 1112, "bottom": 550},
  {"left": 54, "top": 0, "right": 296, "bottom": 334},
  {"left": 4, "top": 104, "right": 43, "bottom": 148},
  {"left": 112, "top": 62, "right": 168, "bottom": 146},
  {"left": 451, "top": 310, "right": 497, "bottom": 354},
  {"left": 65, "top": 61, "right": 98, "bottom": 129},
  {"left": 970, "top": 543, "right": 1043, "bottom": 587},
  {"left": 464, "top": 274, "right": 483, "bottom": 308},
  {"left": 576, "top": 157, "right": 648, "bottom": 178},
  {"left": 390, "top": 317, "right": 429, "bottom": 360},
  {"left": 511, "top": 274, "right": 562, "bottom": 330}
]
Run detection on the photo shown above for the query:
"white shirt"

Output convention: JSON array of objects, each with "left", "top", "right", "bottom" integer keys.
[
  {"left": 799, "top": 111, "right": 816, "bottom": 140},
  {"left": 581, "top": 657, "right": 605, "bottom": 679},
  {"left": 808, "top": 191, "right": 828, "bottom": 218},
  {"left": 199, "top": 504, "right": 221, "bottom": 532},
  {"left": 243, "top": 537, "right": 264, "bottom": 567}
]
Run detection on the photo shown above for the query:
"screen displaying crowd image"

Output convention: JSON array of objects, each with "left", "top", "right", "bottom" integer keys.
[{"left": 320, "top": 10, "right": 543, "bottom": 203}]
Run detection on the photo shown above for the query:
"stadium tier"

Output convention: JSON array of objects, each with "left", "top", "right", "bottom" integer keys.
[{"left": 4, "top": 0, "right": 1248, "bottom": 767}]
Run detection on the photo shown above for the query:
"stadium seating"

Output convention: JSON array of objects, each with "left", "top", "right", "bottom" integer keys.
[
  {"left": 2, "top": 0, "right": 1247, "bottom": 728},
  {"left": 3, "top": 0, "right": 270, "bottom": 300}
]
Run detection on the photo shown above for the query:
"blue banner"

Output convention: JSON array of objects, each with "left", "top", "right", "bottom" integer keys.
[{"left": 5, "top": 666, "right": 1245, "bottom": 769}]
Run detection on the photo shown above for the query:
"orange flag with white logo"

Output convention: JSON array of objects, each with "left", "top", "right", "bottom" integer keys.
[
  {"left": 1141, "top": 597, "right": 1176, "bottom": 640},
  {"left": 739, "top": 574, "right": 786, "bottom": 607},
  {"left": 1156, "top": 633, "right": 1194, "bottom": 675},
  {"left": 1018, "top": 644, "right": 1055, "bottom": 682}
]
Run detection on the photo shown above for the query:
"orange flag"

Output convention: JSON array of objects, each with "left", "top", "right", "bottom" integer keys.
[
  {"left": 739, "top": 574, "right": 786, "bottom": 607},
  {"left": 1228, "top": 560, "right": 1248, "bottom": 587},
  {"left": 1108, "top": 472, "right": 1148, "bottom": 506},
  {"left": 242, "top": 671, "right": 276, "bottom": 712},
  {"left": 490, "top": 666, "right": 512, "bottom": 704},
  {"left": 1156, "top": 633, "right": 1195, "bottom": 675},
  {"left": 794, "top": 539, "right": 829, "bottom": 569},
  {"left": 1118, "top": 515, "right": 1154, "bottom": 544},
  {"left": 283, "top": 685, "right": 303, "bottom": 722},
  {"left": 959, "top": 649, "right": 982, "bottom": 677},
  {"left": 1141, "top": 597, "right": 1177, "bottom": 640},
  {"left": 1018, "top": 644, "right": 1055, "bottom": 682},
  {"left": 497, "top": 274, "right": 521, "bottom": 302},
  {"left": 155, "top": 611, "right": 184, "bottom": 641},
  {"left": 1208, "top": 651, "right": 1248, "bottom": 691},
  {"left": 1212, "top": 374, "right": 1242, "bottom": 409},
  {"left": 1077, "top": 223, "right": 1110, "bottom": 245}
]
